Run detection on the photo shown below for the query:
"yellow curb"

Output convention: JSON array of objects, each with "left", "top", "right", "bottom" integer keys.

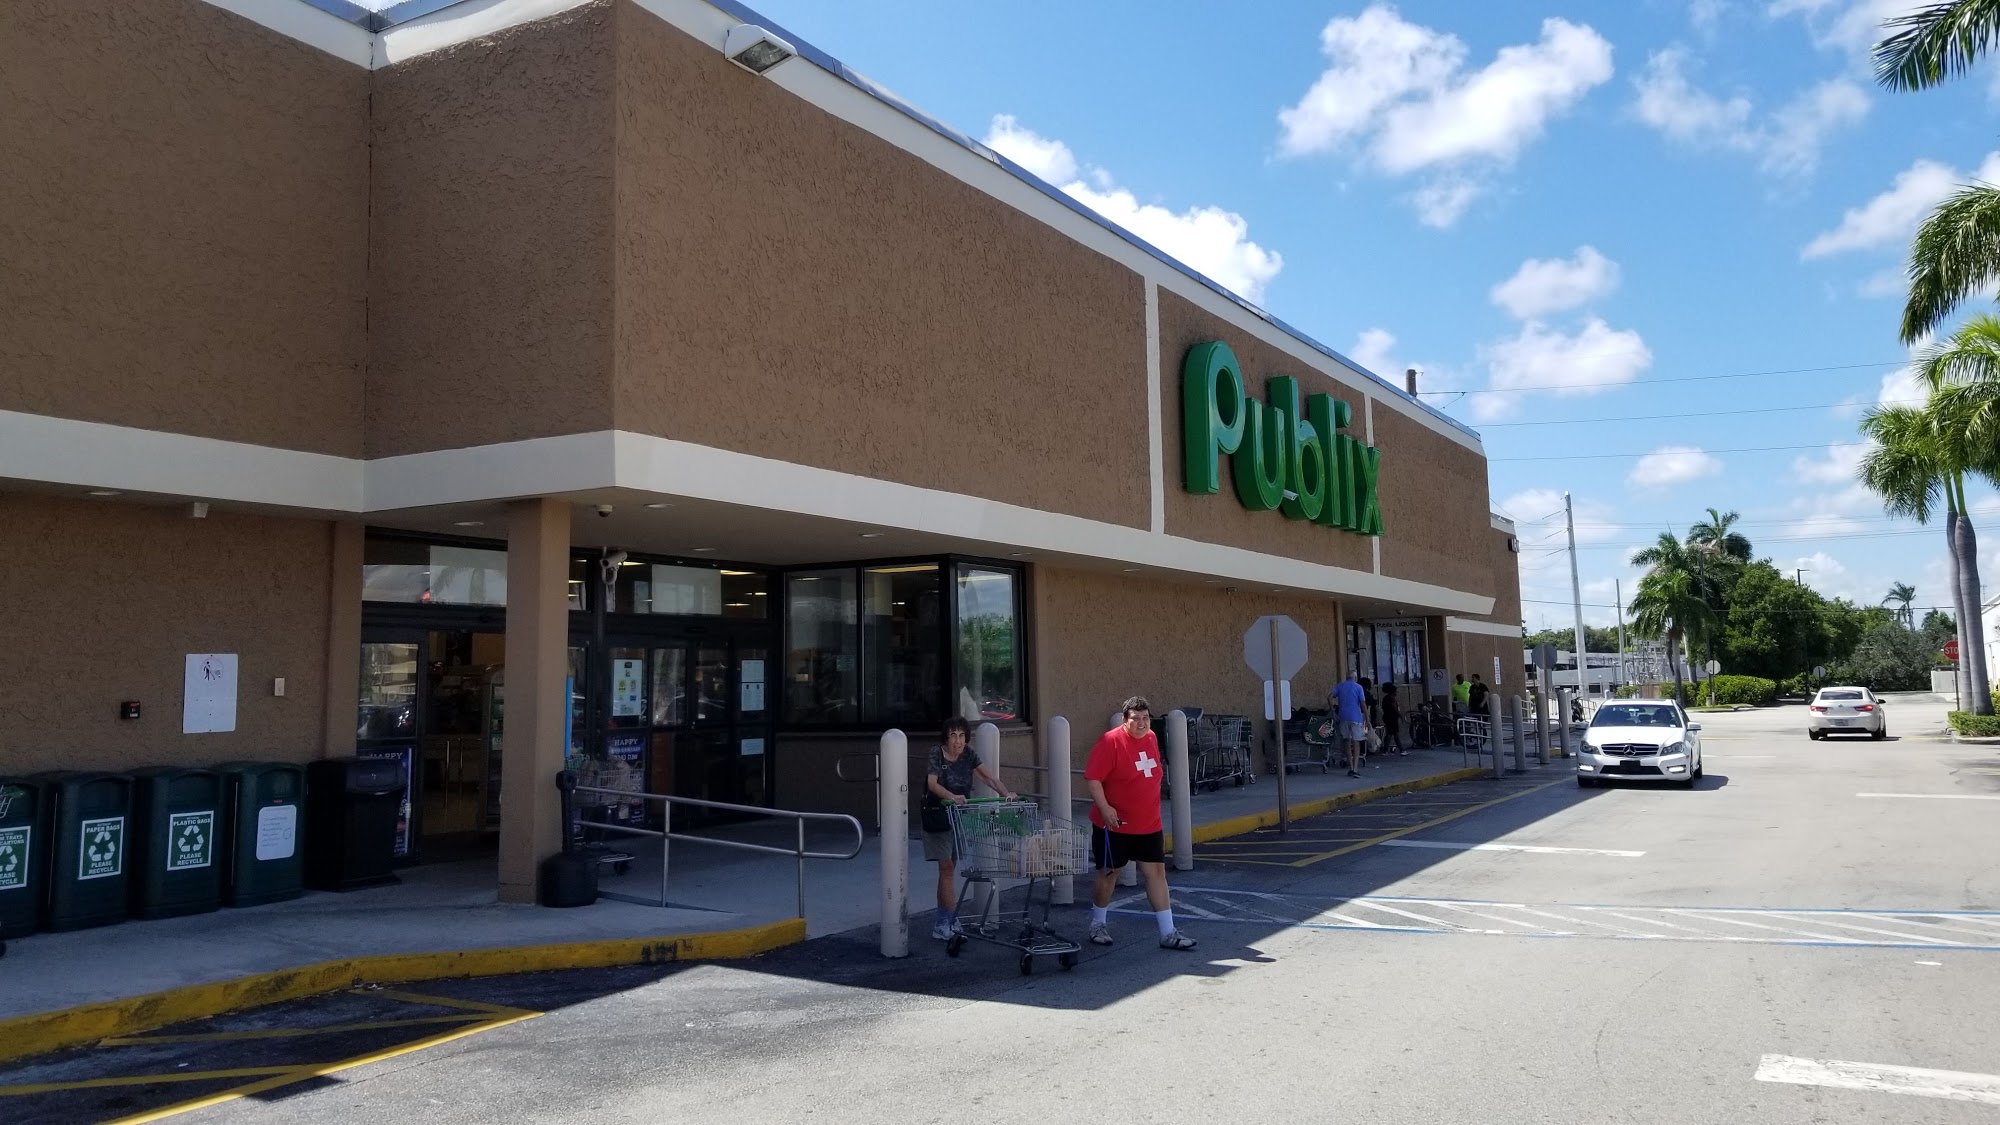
[
  {"left": 0, "top": 917, "right": 804, "bottom": 1067},
  {"left": 1172, "top": 767, "right": 1492, "bottom": 847}
]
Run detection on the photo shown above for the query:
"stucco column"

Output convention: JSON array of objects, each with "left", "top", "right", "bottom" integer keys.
[
  {"left": 1425, "top": 616, "right": 1450, "bottom": 704},
  {"left": 321, "top": 521, "right": 364, "bottom": 760},
  {"left": 499, "top": 498, "right": 571, "bottom": 904}
]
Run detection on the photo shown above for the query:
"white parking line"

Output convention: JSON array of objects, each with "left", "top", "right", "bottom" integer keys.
[
  {"left": 1378, "top": 840, "right": 1645, "bottom": 857},
  {"left": 1857, "top": 793, "right": 2000, "bottom": 800},
  {"left": 1761, "top": 912, "right": 1962, "bottom": 946},
  {"left": 1347, "top": 900, "right": 1471, "bottom": 931},
  {"left": 1848, "top": 914, "right": 2000, "bottom": 940},
  {"left": 1665, "top": 909, "right": 1863, "bottom": 944},
  {"left": 1754, "top": 1054, "right": 2000, "bottom": 1105}
]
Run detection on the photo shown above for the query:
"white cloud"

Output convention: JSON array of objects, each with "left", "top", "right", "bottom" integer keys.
[
  {"left": 1857, "top": 267, "right": 1906, "bottom": 298},
  {"left": 1498, "top": 488, "right": 1622, "bottom": 544},
  {"left": 1879, "top": 363, "right": 1927, "bottom": 406},
  {"left": 1802, "top": 153, "right": 2000, "bottom": 258},
  {"left": 1278, "top": 6, "right": 1613, "bottom": 226},
  {"left": 1490, "top": 246, "right": 1622, "bottom": 318},
  {"left": 983, "top": 116, "right": 1282, "bottom": 302},
  {"left": 1477, "top": 319, "right": 1653, "bottom": 418},
  {"left": 1794, "top": 549, "right": 1848, "bottom": 577},
  {"left": 1633, "top": 49, "right": 1868, "bottom": 178},
  {"left": 1627, "top": 445, "right": 1723, "bottom": 488},
  {"left": 1691, "top": 0, "right": 1729, "bottom": 32},
  {"left": 1351, "top": 328, "right": 1399, "bottom": 375},
  {"left": 1792, "top": 441, "right": 1870, "bottom": 484},
  {"left": 1770, "top": 0, "right": 1928, "bottom": 60},
  {"left": 1412, "top": 178, "right": 1483, "bottom": 227}
]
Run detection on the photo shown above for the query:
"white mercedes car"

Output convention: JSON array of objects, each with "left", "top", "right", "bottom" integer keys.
[
  {"left": 1575, "top": 699, "right": 1704, "bottom": 789},
  {"left": 1807, "top": 686, "right": 1887, "bottom": 740}
]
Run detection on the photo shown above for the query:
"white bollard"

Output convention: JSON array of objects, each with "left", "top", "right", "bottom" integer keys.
[
  {"left": 1167, "top": 709, "right": 1193, "bottom": 872},
  {"left": 969, "top": 722, "right": 1004, "bottom": 921},
  {"left": 879, "top": 728, "right": 909, "bottom": 959},
  {"left": 1489, "top": 694, "right": 1506, "bottom": 779},
  {"left": 1557, "top": 690, "right": 1575, "bottom": 760},
  {"left": 1047, "top": 715, "right": 1074, "bottom": 905}
]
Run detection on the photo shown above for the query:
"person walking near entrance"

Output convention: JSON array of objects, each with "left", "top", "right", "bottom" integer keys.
[
  {"left": 1380, "top": 682, "right": 1406, "bottom": 755},
  {"left": 922, "top": 717, "right": 1015, "bottom": 941},
  {"left": 1451, "top": 673, "right": 1472, "bottom": 714},
  {"left": 1086, "top": 698, "right": 1197, "bottom": 951},
  {"left": 1468, "top": 673, "right": 1490, "bottom": 716},
  {"left": 1333, "top": 671, "right": 1368, "bottom": 778}
]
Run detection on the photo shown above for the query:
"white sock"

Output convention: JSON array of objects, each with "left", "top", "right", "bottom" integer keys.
[
  {"left": 1155, "top": 908, "right": 1176, "bottom": 938},
  {"left": 1091, "top": 905, "right": 1109, "bottom": 926}
]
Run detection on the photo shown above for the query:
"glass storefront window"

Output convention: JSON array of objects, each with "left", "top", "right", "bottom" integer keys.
[
  {"left": 785, "top": 569, "right": 858, "bottom": 724},
  {"left": 695, "top": 647, "right": 730, "bottom": 725},
  {"left": 609, "top": 562, "right": 769, "bottom": 618},
  {"left": 862, "top": 565, "right": 943, "bottom": 727},
  {"left": 363, "top": 537, "right": 508, "bottom": 606},
  {"left": 607, "top": 647, "right": 648, "bottom": 729},
  {"left": 357, "top": 642, "right": 419, "bottom": 740},
  {"left": 955, "top": 567, "right": 1020, "bottom": 724},
  {"left": 652, "top": 648, "right": 687, "bottom": 727}
]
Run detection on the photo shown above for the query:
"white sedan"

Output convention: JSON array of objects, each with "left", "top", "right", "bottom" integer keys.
[
  {"left": 1576, "top": 700, "right": 1704, "bottom": 788},
  {"left": 1807, "top": 687, "right": 1886, "bottom": 740}
]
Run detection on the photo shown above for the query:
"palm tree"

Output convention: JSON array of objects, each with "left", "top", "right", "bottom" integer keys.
[
  {"left": 1687, "top": 508, "right": 1753, "bottom": 562},
  {"left": 1897, "top": 186, "right": 2000, "bottom": 344},
  {"left": 1858, "top": 394, "right": 1993, "bottom": 713},
  {"left": 1628, "top": 531, "right": 1719, "bottom": 703},
  {"left": 1883, "top": 581, "right": 1920, "bottom": 629},
  {"left": 1873, "top": 1, "right": 2000, "bottom": 91}
]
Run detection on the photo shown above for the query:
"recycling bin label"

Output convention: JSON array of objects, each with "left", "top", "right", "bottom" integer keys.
[
  {"left": 80, "top": 816, "right": 124, "bottom": 880},
  {"left": 255, "top": 804, "right": 297, "bottom": 862},
  {"left": 167, "top": 811, "right": 215, "bottom": 871},
  {"left": 0, "top": 826, "right": 28, "bottom": 891}
]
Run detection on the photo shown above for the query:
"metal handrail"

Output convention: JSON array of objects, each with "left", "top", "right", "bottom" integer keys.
[{"left": 572, "top": 785, "right": 865, "bottom": 919}]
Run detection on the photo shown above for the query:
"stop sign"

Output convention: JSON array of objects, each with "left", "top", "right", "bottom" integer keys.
[{"left": 1945, "top": 639, "right": 1960, "bottom": 661}]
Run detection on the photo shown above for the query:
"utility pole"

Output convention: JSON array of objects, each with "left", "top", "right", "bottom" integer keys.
[
  {"left": 1615, "top": 578, "right": 1627, "bottom": 688},
  {"left": 1565, "top": 492, "right": 1589, "bottom": 700}
]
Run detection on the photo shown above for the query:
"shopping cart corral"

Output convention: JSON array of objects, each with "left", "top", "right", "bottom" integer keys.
[{"left": 944, "top": 799, "right": 1089, "bottom": 974}]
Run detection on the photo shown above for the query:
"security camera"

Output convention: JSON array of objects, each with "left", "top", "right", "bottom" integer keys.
[
  {"left": 596, "top": 504, "right": 614, "bottom": 518},
  {"left": 605, "top": 550, "right": 629, "bottom": 568}
]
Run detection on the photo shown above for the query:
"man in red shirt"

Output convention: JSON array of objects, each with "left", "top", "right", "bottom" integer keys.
[{"left": 1085, "top": 697, "right": 1197, "bottom": 950}]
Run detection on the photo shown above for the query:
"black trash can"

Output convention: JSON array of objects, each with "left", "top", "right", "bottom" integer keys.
[
  {"left": 129, "top": 767, "right": 224, "bottom": 920},
  {"left": 0, "top": 777, "right": 50, "bottom": 939},
  {"left": 33, "top": 772, "right": 133, "bottom": 932},
  {"left": 215, "top": 762, "right": 306, "bottom": 907},
  {"left": 304, "top": 757, "right": 405, "bottom": 891}
]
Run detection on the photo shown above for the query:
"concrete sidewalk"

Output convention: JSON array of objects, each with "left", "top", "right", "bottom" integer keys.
[{"left": 0, "top": 743, "right": 1496, "bottom": 1028}]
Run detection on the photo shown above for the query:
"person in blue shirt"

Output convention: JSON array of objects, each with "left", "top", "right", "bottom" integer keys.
[{"left": 1332, "top": 671, "right": 1368, "bottom": 779}]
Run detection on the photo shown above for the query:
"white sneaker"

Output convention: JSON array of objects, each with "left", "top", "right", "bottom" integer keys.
[
  {"left": 1088, "top": 922, "right": 1114, "bottom": 946},
  {"left": 1159, "top": 931, "right": 1198, "bottom": 951},
  {"left": 931, "top": 919, "right": 957, "bottom": 941}
]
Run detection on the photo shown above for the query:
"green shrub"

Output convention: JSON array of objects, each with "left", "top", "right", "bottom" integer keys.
[
  {"left": 1702, "top": 675, "right": 1777, "bottom": 707},
  {"left": 1949, "top": 711, "right": 2000, "bottom": 737},
  {"left": 1614, "top": 685, "right": 1639, "bottom": 699}
]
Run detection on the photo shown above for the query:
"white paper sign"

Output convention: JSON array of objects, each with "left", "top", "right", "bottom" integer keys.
[
  {"left": 1494, "top": 655, "right": 1503, "bottom": 687},
  {"left": 255, "top": 805, "right": 298, "bottom": 861},
  {"left": 611, "top": 659, "right": 645, "bottom": 718},
  {"left": 183, "top": 654, "right": 239, "bottom": 734}
]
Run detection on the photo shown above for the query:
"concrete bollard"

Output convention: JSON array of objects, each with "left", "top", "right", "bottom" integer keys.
[
  {"left": 1167, "top": 709, "right": 1193, "bottom": 872},
  {"left": 879, "top": 729, "right": 908, "bottom": 959},
  {"left": 1511, "top": 696, "right": 1528, "bottom": 773},
  {"left": 1488, "top": 694, "right": 1505, "bottom": 779},
  {"left": 1047, "top": 715, "right": 1073, "bottom": 905},
  {"left": 1556, "top": 690, "right": 1575, "bottom": 759},
  {"left": 1533, "top": 690, "right": 1550, "bottom": 765},
  {"left": 970, "top": 722, "right": 1003, "bottom": 920}
]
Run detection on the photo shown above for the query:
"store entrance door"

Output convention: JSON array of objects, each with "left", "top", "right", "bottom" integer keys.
[
  {"left": 582, "top": 629, "right": 773, "bottom": 828},
  {"left": 356, "top": 628, "right": 506, "bottom": 861}
]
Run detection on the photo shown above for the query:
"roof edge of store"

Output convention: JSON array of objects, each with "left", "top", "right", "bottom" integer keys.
[{"left": 210, "top": 0, "right": 1481, "bottom": 451}]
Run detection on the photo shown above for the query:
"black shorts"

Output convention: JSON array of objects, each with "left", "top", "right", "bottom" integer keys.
[{"left": 1091, "top": 826, "right": 1165, "bottom": 870}]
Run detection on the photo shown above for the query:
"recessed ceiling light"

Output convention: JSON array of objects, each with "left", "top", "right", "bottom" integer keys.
[
  {"left": 454, "top": 520, "right": 484, "bottom": 528},
  {"left": 859, "top": 533, "right": 885, "bottom": 539},
  {"left": 1121, "top": 568, "right": 1141, "bottom": 573},
  {"left": 645, "top": 502, "right": 673, "bottom": 510},
  {"left": 691, "top": 547, "right": 717, "bottom": 553},
  {"left": 1204, "top": 579, "right": 1222, "bottom": 584},
  {"left": 87, "top": 489, "right": 121, "bottom": 498},
  {"left": 1010, "top": 552, "right": 1031, "bottom": 558}
]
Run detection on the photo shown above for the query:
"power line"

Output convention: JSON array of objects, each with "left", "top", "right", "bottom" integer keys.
[
  {"left": 1571, "top": 527, "right": 1943, "bottom": 551},
  {"left": 1491, "top": 441, "right": 1870, "bottom": 463},
  {"left": 1422, "top": 359, "right": 1907, "bottom": 397},
  {"left": 1477, "top": 397, "right": 1924, "bottom": 428}
]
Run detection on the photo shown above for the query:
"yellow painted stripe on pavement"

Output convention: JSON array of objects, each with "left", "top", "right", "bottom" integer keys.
[
  {"left": 0, "top": 1066, "right": 301, "bottom": 1096},
  {"left": 106, "top": 1011, "right": 540, "bottom": 1125},
  {"left": 1175, "top": 767, "right": 1489, "bottom": 847},
  {"left": 99, "top": 1013, "right": 488, "bottom": 1046},
  {"left": 0, "top": 917, "right": 805, "bottom": 1066}
]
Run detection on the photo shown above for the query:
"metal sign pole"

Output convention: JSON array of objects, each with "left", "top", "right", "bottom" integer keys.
[{"left": 1270, "top": 620, "right": 1290, "bottom": 834}]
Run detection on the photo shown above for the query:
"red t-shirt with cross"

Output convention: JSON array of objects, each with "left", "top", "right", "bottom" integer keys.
[{"left": 1085, "top": 725, "right": 1165, "bottom": 835}]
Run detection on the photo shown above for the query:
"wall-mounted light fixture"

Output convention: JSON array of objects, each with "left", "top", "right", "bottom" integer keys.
[{"left": 724, "top": 24, "right": 797, "bottom": 74}]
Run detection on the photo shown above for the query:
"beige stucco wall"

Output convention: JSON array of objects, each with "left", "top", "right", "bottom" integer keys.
[
  {"left": 1372, "top": 408, "right": 1495, "bottom": 594},
  {"left": 609, "top": 5, "right": 1150, "bottom": 527},
  {"left": 0, "top": 0, "right": 369, "bottom": 456},
  {"left": 0, "top": 496, "right": 336, "bottom": 775},
  {"left": 366, "top": 1, "right": 617, "bottom": 459}
]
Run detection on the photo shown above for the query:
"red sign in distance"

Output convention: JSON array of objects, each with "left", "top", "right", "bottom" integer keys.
[{"left": 1944, "top": 639, "right": 1960, "bottom": 661}]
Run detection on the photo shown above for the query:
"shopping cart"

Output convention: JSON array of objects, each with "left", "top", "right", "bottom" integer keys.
[
  {"left": 943, "top": 799, "right": 1088, "bottom": 975},
  {"left": 1288, "top": 707, "right": 1337, "bottom": 773},
  {"left": 1194, "top": 713, "right": 1257, "bottom": 790}
]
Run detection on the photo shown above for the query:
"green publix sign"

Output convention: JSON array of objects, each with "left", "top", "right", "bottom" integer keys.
[{"left": 1182, "top": 341, "right": 1383, "bottom": 536}]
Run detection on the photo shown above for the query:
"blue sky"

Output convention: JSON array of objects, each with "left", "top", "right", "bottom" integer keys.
[{"left": 742, "top": 0, "right": 1999, "bottom": 631}]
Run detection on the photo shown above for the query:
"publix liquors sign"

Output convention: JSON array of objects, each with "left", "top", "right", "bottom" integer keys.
[{"left": 1182, "top": 341, "right": 1383, "bottom": 536}]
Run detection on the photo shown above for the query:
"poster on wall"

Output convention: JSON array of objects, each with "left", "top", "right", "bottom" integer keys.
[
  {"left": 1494, "top": 655, "right": 1503, "bottom": 687},
  {"left": 611, "top": 660, "right": 645, "bottom": 718},
  {"left": 357, "top": 744, "right": 415, "bottom": 858},
  {"left": 182, "top": 653, "right": 238, "bottom": 734},
  {"left": 740, "top": 659, "right": 765, "bottom": 713}
]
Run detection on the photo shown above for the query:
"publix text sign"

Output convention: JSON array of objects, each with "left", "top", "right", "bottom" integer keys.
[{"left": 1182, "top": 342, "right": 1382, "bottom": 535}]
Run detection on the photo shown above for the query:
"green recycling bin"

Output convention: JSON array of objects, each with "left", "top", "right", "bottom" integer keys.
[
  {"left": 0, "top": 777, "right": 50, "bottom": 939},
  {"left": 34, "top": 772, "right": 133, "bottom": 932},
  {"left": 130, "top": 767, "right": 223, "bottom": 920},
  {"left": 214, "top": 762, "right": 305, "bottom": 907}
]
